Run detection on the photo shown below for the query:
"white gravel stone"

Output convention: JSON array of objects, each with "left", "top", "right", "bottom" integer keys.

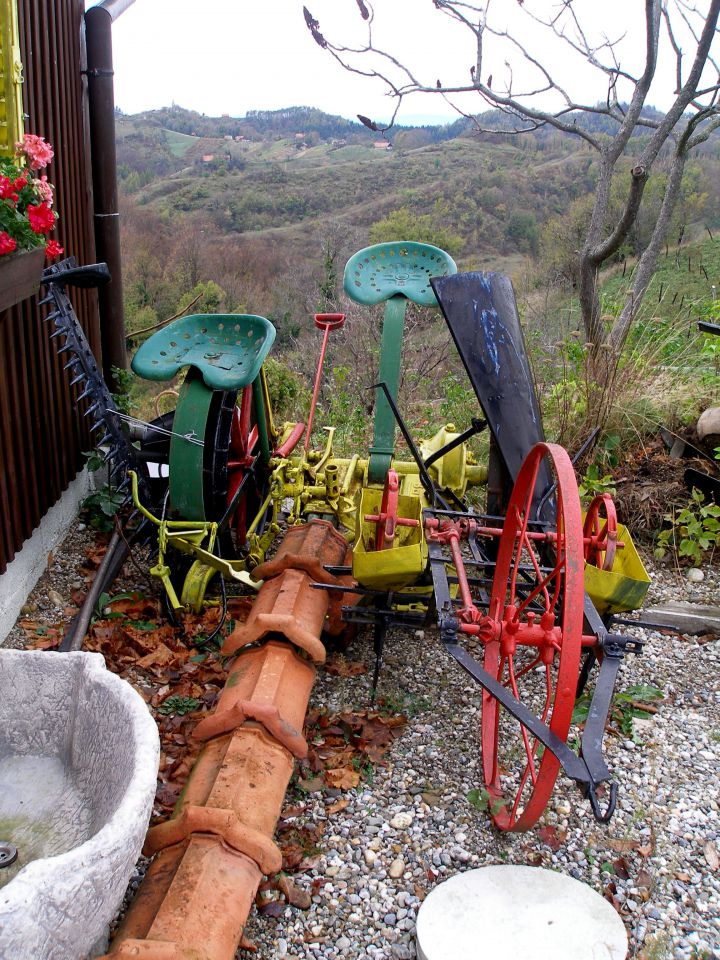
[{"left": 390, "top": 812, "right": 414, "bottom": 830}]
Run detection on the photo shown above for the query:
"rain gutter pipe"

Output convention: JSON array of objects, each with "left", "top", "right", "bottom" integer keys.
[{"left": 84, "top": 0, "right": 136, "bottom": 387}]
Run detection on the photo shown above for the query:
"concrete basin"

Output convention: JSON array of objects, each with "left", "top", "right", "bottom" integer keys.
[{"left": 0, "top": 649, "right": 159, "bottom": 959}]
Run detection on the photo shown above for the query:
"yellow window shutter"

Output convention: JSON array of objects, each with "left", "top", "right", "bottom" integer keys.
[{"left": 0, "top": 0, "right": 24, "bottom": 158}]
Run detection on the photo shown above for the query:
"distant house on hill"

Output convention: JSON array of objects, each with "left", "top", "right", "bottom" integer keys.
[
  {"left": 374, "top": 140, "right": 392, "bottom": 150},
  {"left": 202, "top": 154, "right": 215, "bottom": 163}
]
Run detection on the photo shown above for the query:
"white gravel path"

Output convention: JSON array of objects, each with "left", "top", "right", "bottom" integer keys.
[
  {"left": 244, "top": 561, "right": 720, "bottom": 960},
  {"left": 3, "top": 524, "right": 719, "bottom": 960}
]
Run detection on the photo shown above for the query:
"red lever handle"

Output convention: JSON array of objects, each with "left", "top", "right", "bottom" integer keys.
[{"left": 314, "top": 313, "right": 345, "bottom": 331}]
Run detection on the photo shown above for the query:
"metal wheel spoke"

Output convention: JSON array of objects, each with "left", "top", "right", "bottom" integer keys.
[
  {"left": 505, "top": 652, "right": 543, "bottom": 685},
  {"left": 507, "top": 658, "right": 538, "bottom": 787},
  {"left": 481, "top": 443, "right": 584, "bottom": 831}
]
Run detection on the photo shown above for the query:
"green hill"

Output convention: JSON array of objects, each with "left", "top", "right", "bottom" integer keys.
[{"left": 116, "top": 104, "right": 720, "bottom": 350}]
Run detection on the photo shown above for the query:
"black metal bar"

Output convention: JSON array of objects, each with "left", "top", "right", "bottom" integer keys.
[
  {"left": 424, "top": 505, "right": 549, "bottom": 528},
  {"left": 444, "top": 642, "right": 591, "bottom": 783},
  {"left": 424, "top": 417, "right": 487, "bottom": 469},
  {"left": 699, "top": 320, "right": 720, "bottom": 336},
  {"left": 372, "top": 381, "right": 449, "bottom": 508}
]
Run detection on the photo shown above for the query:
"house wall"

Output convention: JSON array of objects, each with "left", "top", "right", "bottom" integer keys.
[{"left": 0, "top": 0, "right": 99, "bottom": 575}]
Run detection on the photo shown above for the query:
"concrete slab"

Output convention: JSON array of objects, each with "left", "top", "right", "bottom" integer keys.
[
  {"left": 0, "top": 650, "right": 159, "bottom": 959},
  {"left": 416, "top": 865, "right": 627, "bottom": 960},
  {"left": 0, "top": 469, "right": 92, "bottom": 645},
  {"left": 642, "top": 601, "right": 720, "bottom": 635}
]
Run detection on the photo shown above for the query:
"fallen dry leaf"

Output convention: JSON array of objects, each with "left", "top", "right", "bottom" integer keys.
[
  {"left": 538, "top": 825, "right": 567, "bottom": 851},
  {"left": 278, "top": 874, "right": 312, "bottom": 909},
  {"left": 609, "top": 838, "right": 639, "bottom": 854},
  {"left": 155, "top": 782, "right": 182, "bottom": 810},
  {"left": 326, "top": 798, "right": 349, "bottom": 815},
  {"left": 297, "top": 776, "right": 324, "bottom": 793},
  {"left": 704, "top": 841, "right": 719, "bottom": 871},
  {"left": 421, "top": 789, "right": 445, "bottom": 806},
  {"left": 106, "top": 593, "right": 159, "bottom": 619},
  {"left": 324, "top": 766, "right": 360, "bottom": 790},
  {"left": 257, "top": 900, "right": 285, "bottom": 918},
  {"left": 27, "top": 633, "right": 62, "bottom": 650},
  {"left": 137, "top": 642, "right": 177, "bottom": 669},
  {"left": 613, "top": 856, "right": 631, "bottom": 880},
  {"left": 603, "top": 880, "right": 624, "bottom": 915},
  {"left": 325, "top": 657, "right": 368, "bottom": 677}
]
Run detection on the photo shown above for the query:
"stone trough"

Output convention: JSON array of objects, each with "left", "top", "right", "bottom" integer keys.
[{"left": 0, "top": 649, "right": 159, "bottom": 960}]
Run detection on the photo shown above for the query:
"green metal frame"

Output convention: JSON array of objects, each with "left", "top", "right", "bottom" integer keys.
[
  {"left": 343, "top": 241, "right": 457, "bottom": 484},
  {"left": 368, "top": 296, "right": 407, "bottom": 483},
  {"left": 169, "top": 369, "right": 213, "bottom": 521}
]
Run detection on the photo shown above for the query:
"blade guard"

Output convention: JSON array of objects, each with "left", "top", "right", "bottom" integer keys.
[{"left": 431, "top": 271, "right": 552, "bottom": 520}]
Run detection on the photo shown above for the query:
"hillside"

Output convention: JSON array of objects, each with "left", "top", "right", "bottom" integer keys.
[{"left": 116, "top": 104, "right": 720, "bottom": 347}]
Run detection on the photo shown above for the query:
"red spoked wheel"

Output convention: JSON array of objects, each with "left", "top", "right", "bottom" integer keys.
[
  {"left": 481, "top": 443, "right": 584, "bottom": 831},
  {"left": 225, "top": 385, "right": 260, "bottom": 546},
  {"left": 583, "top": 493, "right": 618, "bottom": 572}
]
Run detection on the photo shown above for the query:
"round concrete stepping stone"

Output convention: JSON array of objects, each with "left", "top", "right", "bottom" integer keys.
[{"left": 416, "top": 865, "right": 627, "bottom": 960}]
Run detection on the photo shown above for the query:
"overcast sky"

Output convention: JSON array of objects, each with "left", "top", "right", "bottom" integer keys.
[{"left": 94, "top": 1, "right": 715, "bottom": 125}]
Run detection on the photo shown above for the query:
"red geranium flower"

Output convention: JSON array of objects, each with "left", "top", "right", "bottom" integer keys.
[
  {"left": 27, "top": 202, "right": 55, "bottom": 235},
  {"left": 45, "top": 239, "right": 64, "bottom": 260},
  {"left": 0, "top": 232, "right": 18, "bottom": 255}
]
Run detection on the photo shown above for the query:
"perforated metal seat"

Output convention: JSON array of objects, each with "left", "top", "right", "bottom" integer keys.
[
  {"left": 131, "top": 313, "right": 276, "bottom": 390},
  {"left": 343, "top": 241, "right": 456, "bottom": 307}
]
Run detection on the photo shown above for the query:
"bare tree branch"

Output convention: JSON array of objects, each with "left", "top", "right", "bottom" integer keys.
[{"left": 306, "top": 0, "right": 720, "bottom": 355}]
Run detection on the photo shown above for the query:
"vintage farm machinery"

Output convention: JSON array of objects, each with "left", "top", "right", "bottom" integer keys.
[{"left": 37, "top": 243, "right": 651, "bottom": 959}]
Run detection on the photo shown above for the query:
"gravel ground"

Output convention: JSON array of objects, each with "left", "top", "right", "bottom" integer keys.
[{"left": 3, "top": 522, "right": 719, "bottom": 960}]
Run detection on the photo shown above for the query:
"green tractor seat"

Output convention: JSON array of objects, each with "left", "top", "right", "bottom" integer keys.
[
  {"left": 342, "top": 241, "right": 457, "bottom": 483},
  {"left": 131, "top": 313, "right": 276, "bottom": 390},
  {"left": 344, "top": 241, "right": 456, "bottom": 307}
]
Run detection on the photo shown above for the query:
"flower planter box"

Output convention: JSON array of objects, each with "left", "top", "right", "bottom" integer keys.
[{"left": 0, "top": 246, "right": 44, "bottom": 313}]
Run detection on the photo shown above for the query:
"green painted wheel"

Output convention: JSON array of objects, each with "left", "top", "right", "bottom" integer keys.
[{"left": 169, "top": 369, "right": 236, "bottom": 523}]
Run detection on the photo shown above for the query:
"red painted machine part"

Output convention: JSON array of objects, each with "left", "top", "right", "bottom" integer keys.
[
  {"left": 583, "top": 492, "right": 618, "bottom": 572},
  {"left": 364, "top": 469, "right": 420, "bottom": 550},
  {"left": 304, "top": 313, "right": 346, "bottom": 456},
  {"left": 481, "top": 442, "right": 584, "bottom": 831}
]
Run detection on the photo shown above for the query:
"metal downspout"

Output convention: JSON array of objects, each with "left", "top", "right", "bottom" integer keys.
[{"left": 84, "top": 0, "right": 135, "bottom": 387}]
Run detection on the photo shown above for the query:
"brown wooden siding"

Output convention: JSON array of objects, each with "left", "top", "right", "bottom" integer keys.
[{"left": 0, "top": 0, "right": 98, "bottom": 573}]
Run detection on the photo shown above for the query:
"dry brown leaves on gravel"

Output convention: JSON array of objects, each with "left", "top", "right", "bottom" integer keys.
[{"left": 299, "top": 707, "right": 408, "bottom": 791}]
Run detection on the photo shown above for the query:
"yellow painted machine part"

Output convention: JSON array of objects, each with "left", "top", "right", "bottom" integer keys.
[
  {"left": 0, "top": 0, "right": 24, "bottom": 158},
  {"left": 352, "top": 486, "right": 428, "bottom": 589},
  {"left": 583, "top": 521, "right": 651, "bottom": 615},
  {"left": 420, "top": 423, "right": 487, "bottom": 496}
]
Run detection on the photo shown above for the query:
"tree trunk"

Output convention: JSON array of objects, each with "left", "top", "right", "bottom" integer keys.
[{"left": 608, "top": 149, "right": 688, "bottom": 354}]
